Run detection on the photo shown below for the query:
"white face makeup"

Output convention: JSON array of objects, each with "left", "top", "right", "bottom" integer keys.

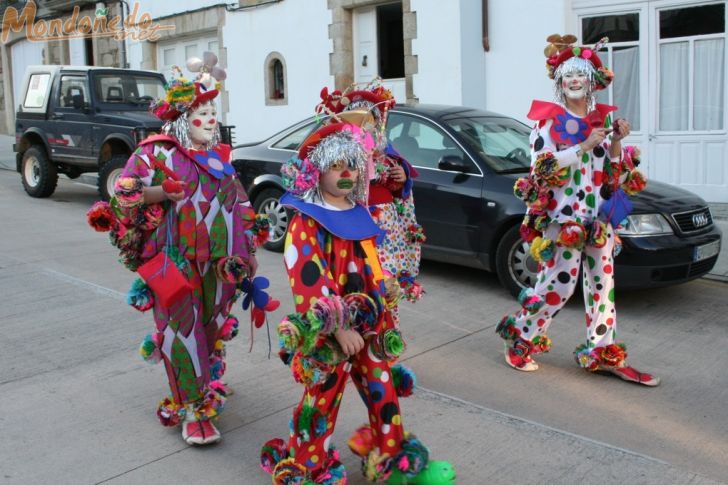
[
  {"left": 187, "top": 102, "right": 217, "bottom": 146},
  {"left": 319, "top": 159, "right": 360, "bottom": 200},
  {"left": 561, "top": 71, "right": 589, "bottom": 100}
]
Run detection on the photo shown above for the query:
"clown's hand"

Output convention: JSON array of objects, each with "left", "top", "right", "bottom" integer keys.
[
  {"left": 334, "top": 328, "right": 365, "bottom": 357},
  {"left": 580, "top": 128, "right": 607, "bottom": 152},
  {"left": 612, "top": 118, "right": 631, "bottom": 141}
]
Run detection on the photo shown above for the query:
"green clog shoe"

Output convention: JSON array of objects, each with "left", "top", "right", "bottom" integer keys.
[{"left": 386, "top": 460, "right": 456, "bottom": 484}]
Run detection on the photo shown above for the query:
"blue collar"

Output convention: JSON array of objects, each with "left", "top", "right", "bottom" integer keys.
[{"left": 281, "top": 192, "right": 385, "bottom": 243}]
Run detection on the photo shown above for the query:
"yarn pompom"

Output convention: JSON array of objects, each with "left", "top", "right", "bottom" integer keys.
[
  {"left": 588, "top": 220, "right": 608, "bottom": 248},
  {"left": 87, "top": 201, "right": 116, "bottom": 232},
  {"left": 281, "top": 156, "right": 320, "bottom": 198},
  {"left": 139, "top": 332, "right": 163, "bottom": 363},
  {"left": 343, "top": 292, "right": 380, "bottom": 332},
  {"left": 529, "top": 236, "right": 555, "bottom": 263},
  {"left": 261, "top": 438, "right": 288, "bottom": 474},
  {"left": 215, "top": 256, "right": 249, "bottom": 284},
  {"left": 622, "top": 169, "right": 647, "bottom": 195},
  {"left": 139, "top": 203, "right": 164, "bottom": 231},
  {"left": 127, "top": 277, "right": 154, "bottom": 311},
  {"left": 219, "top": 315, "right": 239, "bottom": 341},
  {"left": 157, "top": 397, "right": 185, "bottom": 427},
  {"left": 192, "top": 380, "right": 227, "bottom": 421},
  {"left": 574, "top": 342, "right": 627, "bottom": 370},
  {"left": 518, "top": 287, "right": 545, "bottom": 313},
  {"left": 371, "top": 328, "right": 406, "bottom": 361},
  {"left": 557, "top": 221, "right": 587, "bottom": 249},
  {"left": 406, "top": 223, "right": 426, "bottom": 244},
  {"left": 114, "top": 176, "right": 144, "bottom": 208},
  {"left": 272, "top": 458, "right": 308, "bottom": 484},
  {"left": 391, "top": 363, "right": 417, "bottom": 397},
  {"left": 250, "top": 213, "right": 271, "bottom": 247},
  {"left": 394, "top": 434, "right": 429, "bottom": 477},
  {"left": 532, "top": 334, "right": 552, "bottom": 353},
  {"left": 496, "top": 315, "right": 519, "bottom": 340},
  {"left": 534, "top": 152, "right": 570, "bottom": 187},
  {"left": 348, "top": 425, "right": 375, "bottom": 458},
  {"left": 519, "top": 221, "right": 541, "bottom": 243}
]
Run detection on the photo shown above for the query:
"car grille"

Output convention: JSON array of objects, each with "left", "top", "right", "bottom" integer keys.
[{"left": 670, "top": 207, "right": 713, "bottom": 233}]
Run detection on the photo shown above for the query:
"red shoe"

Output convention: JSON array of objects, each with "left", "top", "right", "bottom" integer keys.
[
  {"left": 605, "top": 366, "right": 660, "bottom": 387},
  {"left": 504, "top": 341, "right": 538, "bottom": 372},
  {"left": 182, "top": 418, "right": 221, "bottom": 445}
]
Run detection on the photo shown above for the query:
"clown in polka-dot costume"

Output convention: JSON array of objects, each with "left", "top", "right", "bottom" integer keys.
[
  {"left": 260, "top": 122, "right": 455, "bottom": 484},
  {"left": 496, "top": 35, "right": 659, "bottom": 386}
]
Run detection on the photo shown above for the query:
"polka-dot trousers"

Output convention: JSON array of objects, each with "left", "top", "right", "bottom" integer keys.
[
  {"left": 287, "top": 346, "right": 405, "bottom": 471},
  {"left": 513, "top": 222, "right": 618, "bottom": 348}
]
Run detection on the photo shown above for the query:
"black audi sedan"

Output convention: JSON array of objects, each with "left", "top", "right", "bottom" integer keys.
[{"left": 232, "top": 104, "right": 722, "bottom": 296}]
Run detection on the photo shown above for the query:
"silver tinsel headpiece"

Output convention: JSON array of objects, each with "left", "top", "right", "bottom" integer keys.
[
  {"left": 553, "top": 55, "right": 597, "bottom": 109},
  {"left": 308, "top": 129, "right": 370, "bottom": 205}
]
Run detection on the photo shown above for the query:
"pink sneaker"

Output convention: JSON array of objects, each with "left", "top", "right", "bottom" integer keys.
[
  {"left": 182, "top": 418, "right": 221, "bottom": 445},
  {"left": 606, "top": 366, "right": 661, "bottom": 387}
]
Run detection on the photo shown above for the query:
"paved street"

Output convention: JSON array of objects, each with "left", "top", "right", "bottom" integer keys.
[{"left": 1, "top": 163, "right": 727, "bottom": 484}]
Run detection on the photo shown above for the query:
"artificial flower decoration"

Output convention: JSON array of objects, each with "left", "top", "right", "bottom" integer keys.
[
  {"left": 622, "top": 169, "right": 647, "bottom": 195},
  {"left": 557, "top": 221, "right": 587, "bottom": 249},
  {"left": 529, "top": 236, "right": 555, "bottom": 263},
  {"left": 186, "top": 51, "right": 227, "bottom": 90},
  {"left": 192, "top": 148, "right": 235, "bottom": 180},
  {"left": 86, "top": 201, "right": 117, "bottom": 232},
  {"left": 553, "top": 111, "right": 590, "bottom": 145},
  {"left": 240, "top": 276, "right": 281, "bottom": 329}
]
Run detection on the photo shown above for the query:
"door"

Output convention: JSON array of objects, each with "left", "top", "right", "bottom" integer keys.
[
  {"left": 648, "top": 1, "right": 727, "bottom": 203},
  {"left": 386, "top": 111, "right": 483, "bottom": 254},
  {"left": 353, "top": 4, "right": 406, "bottom": 101},
  {"left": 46, "top": 74, "right": 96, "bottom": 165},
  {"left": 578, "top": 1, "right": 728, "bottom": 203}
]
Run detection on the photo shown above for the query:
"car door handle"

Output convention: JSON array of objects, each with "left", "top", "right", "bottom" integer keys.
[{"left": 51, "top": 113, "right": 64, "bottom": 120}]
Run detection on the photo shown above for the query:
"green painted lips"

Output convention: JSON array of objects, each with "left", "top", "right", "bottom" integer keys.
[{"left": 337, "top": 179, "right": 354, "bottom": 189}]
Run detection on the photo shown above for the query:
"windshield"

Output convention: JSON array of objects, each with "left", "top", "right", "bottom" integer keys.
[
  {"left": 93, "top": 73, "right": 165, "bottom": 109},
  {"left": 445, "top": 116, "right": 531, "bottom": 173}
]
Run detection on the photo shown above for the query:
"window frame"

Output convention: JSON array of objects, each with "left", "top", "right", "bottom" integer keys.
[
  {"left": 264, "top": 52, "right": 288, "bottom": 106},
  {"left": 656, "top": 14, "right": 726, "bottom": 134},
  {"left": 55, "top": 75, "right": 89, "bottom": 111}
]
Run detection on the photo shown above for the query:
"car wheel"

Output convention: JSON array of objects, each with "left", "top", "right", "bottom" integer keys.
[
  {"left": 98, "top": 154, "right": 128, "bottom": 201},
  {"left": 253, "top": 188, "right": 290, "bottom": 252},
  {"left": 496, "top": 224, "right": 540, "bottom": 297},
  {"left": 21, "top": 146, "right": 58, "bottom": 198}
]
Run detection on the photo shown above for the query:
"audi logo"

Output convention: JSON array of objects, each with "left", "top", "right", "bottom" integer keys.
[{"left": 692, "top": 212, "right": 709, "bottom": 228}]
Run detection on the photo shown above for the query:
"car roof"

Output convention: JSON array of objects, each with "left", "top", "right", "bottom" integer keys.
[
  {"left": 391, "top": 103, "right": 512, "bottom": 121},
  {"left": 24, "top": 65, "right": 163, "bottom": 76}
]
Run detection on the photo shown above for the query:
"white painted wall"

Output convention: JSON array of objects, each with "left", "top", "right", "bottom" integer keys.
[
  {"left": 459, "top": 0, "right": 487, "bottom": 110},
  {"left": 411, "top": 0, "right": 463, "bottom": 105},
  {"left": 223, "top": 1, "right": 333, "bottom": 142},
  {"left": 484, "top": 0, "right": 567, "bottom": 124}
]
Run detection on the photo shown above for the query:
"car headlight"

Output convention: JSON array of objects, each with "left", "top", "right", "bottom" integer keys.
[{"left": 617, "top": 214, "right": 673, "bottom": 236}]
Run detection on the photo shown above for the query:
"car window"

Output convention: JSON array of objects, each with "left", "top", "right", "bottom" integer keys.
[
  {"left": 272, "top": 120, "right": 320, "bottom": 150},
  {"left": 56, "top": 76, "right": 88, "bottom": 110},
  {"left": 93, "top": 74, "right": 165, "bottom": 108},
  {"left": 386, "top": 112, "right": 472, "bottom": 171},
  {"left": 24, "top": 73, "right": 50, "bottom": 108},
  {"left": 446, "top": 116, "right": 531, "bottom": 173}
]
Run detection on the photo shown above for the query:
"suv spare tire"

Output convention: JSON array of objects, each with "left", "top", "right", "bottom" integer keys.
[
  {"left": 21, "top": 146, "right": 58, "bottom": 198},
  {"left": 98, "top": 154, "right": 128, "bottom": 201}
]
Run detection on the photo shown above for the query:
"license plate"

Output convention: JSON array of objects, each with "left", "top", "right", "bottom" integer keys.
[{"left": 694, "top": 240, "right": 720, "bottom": 262}]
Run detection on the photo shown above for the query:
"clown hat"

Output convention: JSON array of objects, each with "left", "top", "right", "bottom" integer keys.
[
  {"left": 151, "top": 52, "right": 225, "bottom": 121},
  {"left": 544, "top": 35, "right": 613, "bottom": 90},
  {"left": 316, "top": 80, "right": 396, "bottom": 120}
]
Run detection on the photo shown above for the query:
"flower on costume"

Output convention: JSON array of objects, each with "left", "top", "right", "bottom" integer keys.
[
  {"left": 518, "top": 287, "right": 545, "bottom": 313},
  {"left": 553, "top": 112, "right": 589, "bottom": 145},
  {"left": 519, "top": 220, "right": 541, "bottom": 243},
  {"left": 87, "top": 201, "right": 117, "bottom": 232},
  {"left": 280, "top": 155, "right": 320, "bottom": 197},
  {"left": 215, "top": 256, "right": 249, "bottom": 284},
  {"left": 139, "top": 332, "right": 163, "bottom": 363},
  {"left": 557, "top": 221, "right": 587, "bottom": 249},
  {"left": 622, "top": 169, "right": 647, "bottom": 195},
  {"left": 534, "top": 152, "right": 570, "bottom": 187},
  {"left": 241, "top": 276, "right": 281, "bottom": 329},
  {"left": 531, "top": 334, "right": 553, "bottom": 353},
  {"left": 529, "top": 236, "right": 555, "bottom": 263}
]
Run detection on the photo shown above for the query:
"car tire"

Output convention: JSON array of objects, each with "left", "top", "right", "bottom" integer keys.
[
  {"left": 253, "top": 188, "right": 290, "bottom": 252},
  {"left": 496, "top": 224, "right": 540, "bottom": 298},
  {"left": 21, "top": 146, "right": 58, "bottom": 198},
  {"left": 98, "top": 154, "right": 128, "bottom": 201}
]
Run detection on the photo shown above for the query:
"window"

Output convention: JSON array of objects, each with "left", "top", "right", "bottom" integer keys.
[
  {"left": 93, "top": 74, "right": 165, "bottom": 108},
  {"left": 272, "top": 121, "right": 318, "bottom": 150},
  {"left": 377, "top": 3, "right": 404, "bottom": 79},
  {"left": 23, "top": 73, "right": 50, "bottom": 108},
  {"left": 446, "top": 116, "right": 531, "bottom": 173},
  {"left": 658, "top": 3, "right": 725, "bottom": 131},
  {"left": 265, "top": 52, "right": 287, "bottom": 105},
  {"left": 583, "top": 14, "right": 640, "bottom": 131},
  {"left": 56, "top": 76, "right": 88, "bottom": 110},
  {"left": 386, "top": 113, "right": 471, "bottom": 171}
]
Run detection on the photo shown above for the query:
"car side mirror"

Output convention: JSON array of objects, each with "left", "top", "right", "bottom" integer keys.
[{"left": 438, "top": 155, "right": 471, "bottom": 173}]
